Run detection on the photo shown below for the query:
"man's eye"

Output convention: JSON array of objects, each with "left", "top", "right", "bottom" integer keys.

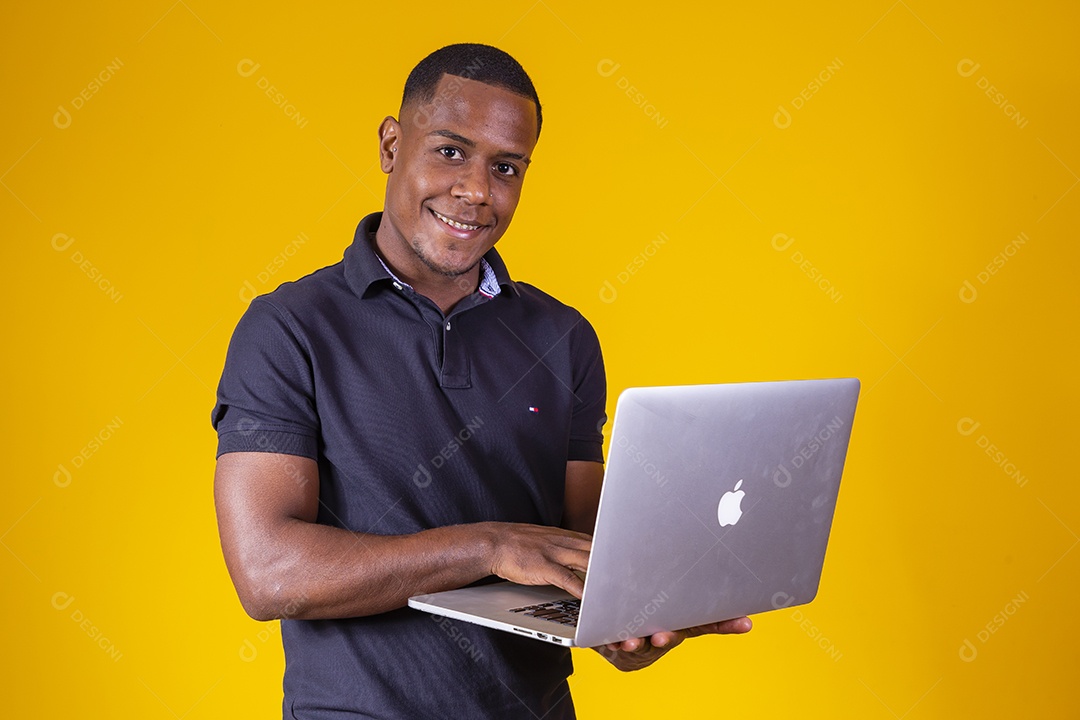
[
  {"left": 495, "top": 162, "right": 517, "bottom": 176},
  {"left": 439, "top": 147, "right": 462, "bottom": 160}
]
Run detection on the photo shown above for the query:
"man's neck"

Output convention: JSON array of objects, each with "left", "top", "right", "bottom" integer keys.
[
  {"left": 414, "top": 272, "right": 478, "bottom": 315},
  {"left": 370, "top": 229, "right": 478, "bottom": 315}
]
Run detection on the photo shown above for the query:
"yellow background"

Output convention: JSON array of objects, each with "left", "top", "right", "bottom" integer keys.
[{"left": 3, "top": 1, "right": 1077, "bottom": 717}]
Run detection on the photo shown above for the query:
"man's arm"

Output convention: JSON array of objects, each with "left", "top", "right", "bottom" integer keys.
[
  {"left": 214, "top": 451, "right": 592, "bottom": 621},
  {"left": 561, "top": 460, "right": 604, "bottom": 534}
]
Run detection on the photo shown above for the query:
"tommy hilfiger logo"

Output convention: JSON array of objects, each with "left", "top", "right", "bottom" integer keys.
[{"left": 528, "top": 406, "right": 540, "bottom": 413}]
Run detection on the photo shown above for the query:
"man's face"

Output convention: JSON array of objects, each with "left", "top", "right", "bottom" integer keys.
[{"left": 377, "top": 74, "right": 538, "bottom": 282}]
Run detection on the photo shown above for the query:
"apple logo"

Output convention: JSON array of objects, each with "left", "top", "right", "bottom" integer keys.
[{"left": 717, "top": 479, "right": 746, "bottom": 527}]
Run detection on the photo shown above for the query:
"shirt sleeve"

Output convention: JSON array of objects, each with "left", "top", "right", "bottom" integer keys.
[
  {"left": 210, "top": 297, "right": 319, "bottom": 459},
  {"left": 566, "top": 313, "right": 607, "bottom": 463}
]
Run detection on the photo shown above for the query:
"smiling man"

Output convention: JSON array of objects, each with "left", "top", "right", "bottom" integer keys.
[{"left": 212, "top": 44, "right": 749, "bottom": 719}]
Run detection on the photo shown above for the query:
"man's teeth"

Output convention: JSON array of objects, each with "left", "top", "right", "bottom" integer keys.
[{"left": 433, "top": 209, "right": 480, "bottom": 231}]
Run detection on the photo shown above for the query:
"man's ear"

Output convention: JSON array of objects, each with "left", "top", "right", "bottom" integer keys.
[{"left": 378, "top": 116, "right": 400, "bottom": 173}]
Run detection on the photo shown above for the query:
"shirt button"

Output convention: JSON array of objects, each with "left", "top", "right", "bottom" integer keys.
[
  {"left": 392, "top": 282, "right": 403, "bottom": 291},
  {"left": 445, "top": 321, "right": 451, "bottom": 331}
]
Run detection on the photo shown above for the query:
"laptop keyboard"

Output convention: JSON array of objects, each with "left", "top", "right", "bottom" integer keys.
[{"left": 508, "top": 598, "right": 580, "bottom": 627}]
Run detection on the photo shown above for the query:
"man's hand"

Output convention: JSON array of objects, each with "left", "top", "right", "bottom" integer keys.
[
  {"left": 488, "top": 523, "right": 592, "bottom": 598},
  {"left": 594, "top": 616, "right": 753, "bottom": 672}
]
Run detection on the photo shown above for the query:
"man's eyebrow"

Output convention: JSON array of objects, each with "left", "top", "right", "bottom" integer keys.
[
  {"left": 501, "top": 151, "right": 531, "bottom": 166},
  {"left": 429, "top": 129, "right": 531, "bottom": 165},
  {"left": 429, "top": 129, "right": 475, "bottom": 147}
]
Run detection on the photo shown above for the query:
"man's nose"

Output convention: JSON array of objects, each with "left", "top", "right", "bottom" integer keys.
[{"left": 452, "top": 162, "right": 491, "bottom": 204}]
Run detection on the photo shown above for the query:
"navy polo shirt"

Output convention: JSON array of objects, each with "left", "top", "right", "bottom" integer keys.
[{"left": 212, "top": 213, "right": 607, "bottom": 719}]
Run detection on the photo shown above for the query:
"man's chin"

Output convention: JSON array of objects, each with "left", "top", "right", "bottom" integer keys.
[
  {"left": 409, "top": 240, "right": 482, "bottom": 277},
  {"left": 418, "top": 254, "right": 482, "bottom": 279}
]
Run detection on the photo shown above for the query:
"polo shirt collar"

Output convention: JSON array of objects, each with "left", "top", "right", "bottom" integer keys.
[{"left": 344, "top": 212, "right": 520, "bottom": 299}]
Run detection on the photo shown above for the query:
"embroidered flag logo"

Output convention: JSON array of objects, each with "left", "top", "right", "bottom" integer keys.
[{"left": 528, "top": 406, "right": 540, "bottom": 413}]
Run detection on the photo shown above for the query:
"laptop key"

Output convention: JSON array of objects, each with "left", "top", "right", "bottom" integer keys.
[{"left": 508, "top": 599, "right": 580, "bottom": 627}]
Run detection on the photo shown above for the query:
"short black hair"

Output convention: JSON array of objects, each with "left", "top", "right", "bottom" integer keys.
[{"left": 402, "top": 43, "right": 542, "bottom": 137}]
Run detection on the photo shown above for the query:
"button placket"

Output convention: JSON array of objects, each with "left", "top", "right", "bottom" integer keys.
[{"left": 439, "top": 311, "right": 470, "bottom": 388}]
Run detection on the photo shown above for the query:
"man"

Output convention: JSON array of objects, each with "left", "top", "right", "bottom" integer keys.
[{"left": 212, "top": 43, "right": 751, "bottom": 719}]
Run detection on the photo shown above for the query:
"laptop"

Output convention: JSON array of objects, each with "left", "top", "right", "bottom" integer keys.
[{"left": 408, "top": 378, "right": 860, "bottom": 647}]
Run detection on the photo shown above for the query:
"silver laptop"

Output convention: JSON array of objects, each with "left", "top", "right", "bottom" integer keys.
[{"left": 408, "top": 378, "right": 860, "bottom": 647}]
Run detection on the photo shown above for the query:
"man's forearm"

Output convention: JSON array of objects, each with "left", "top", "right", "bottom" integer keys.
[
  {"left": 216, "top": 453, "right": 592, "bottom": 621},
  {"left": 235, "top": 520, "right": 496, "bottom": 621}
]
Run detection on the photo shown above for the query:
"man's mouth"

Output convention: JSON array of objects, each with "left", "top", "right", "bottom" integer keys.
[{"left": 430, "top": 208, "right": 484, "bottom": 232}]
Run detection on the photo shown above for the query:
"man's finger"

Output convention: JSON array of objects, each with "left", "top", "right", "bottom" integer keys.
[
  {"left": 650, "top": 630, "right": 685, "bottom": 649},
  {"left": 555, "top": 549, "right": 591, "bottom": 574},
  {"left": 556, "top": 529, "right": 594, "bottom": 544},
  {"left": 683, "top": 616, "right": 753, "bottom": 638},
  {"left": 549, "top": 566, "right": 586, "bottom": 598}
]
